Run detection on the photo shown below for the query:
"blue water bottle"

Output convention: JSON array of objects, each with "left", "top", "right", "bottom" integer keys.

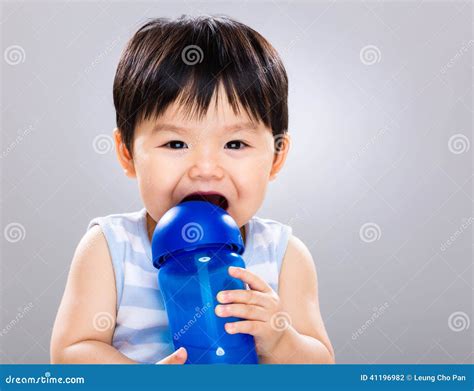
[{"left": 151, "top": 200, "right": 259, "bottom": 364}]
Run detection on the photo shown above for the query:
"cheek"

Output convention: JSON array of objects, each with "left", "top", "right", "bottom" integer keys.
[
  {"left": 247, "top": 148, "right": 274, "bottom": 176},
  {"left": 133, "top": 153, "right": 183, "bottom": 206},
  {"left": 135, "top": 151, "right": 176, "bottom": 184},
  {"left": 232, "top": 154, "right": 273, "bottom": 197}
]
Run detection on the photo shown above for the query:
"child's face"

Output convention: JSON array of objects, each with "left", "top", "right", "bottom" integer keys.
[{"left": 114, "top": 86, "right": 289, "bottom": 228}]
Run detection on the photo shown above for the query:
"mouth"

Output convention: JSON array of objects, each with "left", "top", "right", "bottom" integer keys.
[{"left": 180, "top": 192, "right": 229, "bottom": 211}]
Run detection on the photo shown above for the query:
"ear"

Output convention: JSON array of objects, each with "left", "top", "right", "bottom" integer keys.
[
  {"left": 269, "top": 133, "right": 291, "bottom": 181},
  {"left": 113, "top": 128, "right": 136, "bottom": 178}
]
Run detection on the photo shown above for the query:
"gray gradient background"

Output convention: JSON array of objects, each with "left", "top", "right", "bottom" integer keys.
[{"left": 1, "top": 0, "right": 472, "bottom": 364}]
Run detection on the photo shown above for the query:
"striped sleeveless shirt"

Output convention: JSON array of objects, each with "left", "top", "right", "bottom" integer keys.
[{"left": 86, "top": 207, "right": 292, "bottom": 364}]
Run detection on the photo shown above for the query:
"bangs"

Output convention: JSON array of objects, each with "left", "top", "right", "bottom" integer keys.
[{"left": 113, "top": 15, "right": 288, "bottom": 153}]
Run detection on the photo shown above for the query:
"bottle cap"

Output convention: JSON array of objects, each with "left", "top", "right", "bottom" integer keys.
[{"left": 151, "top": 200, "right": 244, "bottom": 269}]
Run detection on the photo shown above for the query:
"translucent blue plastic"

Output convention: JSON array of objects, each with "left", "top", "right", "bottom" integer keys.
[{"left": 151, "top": 200, "right": 258, "bottom": 364}]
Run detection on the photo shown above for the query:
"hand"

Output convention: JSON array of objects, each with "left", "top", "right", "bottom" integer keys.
[
  {"left": 155, "top": 347, "right": 187, "bottom": 364},
  {"left": 215, "top": 266, "right": 292, "bottom": 359}
]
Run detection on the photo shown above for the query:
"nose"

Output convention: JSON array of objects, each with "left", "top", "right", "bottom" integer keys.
[{"left": 187, "top": 146, "right": 224, "bottom": 181}]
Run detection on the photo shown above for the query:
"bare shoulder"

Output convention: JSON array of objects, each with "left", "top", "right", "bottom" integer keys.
[
  {"left": 71, "top": 224, "right": 112, "bottom": 273},
  {"left": 278, "top": 234, "right": 334, "bottom": 358},
  {"left": 67, "top": 224, "right": 116, "bottom": 296},
  {"left": 278, "top": 234, "right": 318, "bottom": 304},
  {"left": 50, "top": 224, "right": 117, "bottom": 360}
]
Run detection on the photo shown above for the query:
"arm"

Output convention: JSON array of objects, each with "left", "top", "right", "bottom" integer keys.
[
  {"left": 264, "top": 234, "right": 335, "bottom": 363},
  {"left": 50, "top": 225, "right": 136, "bottom": 363}
]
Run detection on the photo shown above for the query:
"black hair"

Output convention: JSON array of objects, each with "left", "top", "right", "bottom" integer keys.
[{"left": 113, "top": 14, "right": 288, "bottom": 155}]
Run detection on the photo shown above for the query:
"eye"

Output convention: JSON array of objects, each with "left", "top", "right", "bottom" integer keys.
[
  {"left": 162, "top": 140, "right": 188, "bottom": 149},
  {"left": 225, "top": 140, "right": 248, "bottom": 150}
]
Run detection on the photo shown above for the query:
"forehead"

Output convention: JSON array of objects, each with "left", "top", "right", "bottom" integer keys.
[
  {"left": 136, "top": 83, "right": 272, "bottom": 137},
  {"left": 158, "top": 86, "right": 256, "bottom": 128}
]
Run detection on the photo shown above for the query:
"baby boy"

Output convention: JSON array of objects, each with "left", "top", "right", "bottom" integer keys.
[{"left": 51, "top": 15, "right": 334, "bottom": 365}]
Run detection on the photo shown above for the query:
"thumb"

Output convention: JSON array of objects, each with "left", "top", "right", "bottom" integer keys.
[{"left": 156, "top": 347, "right": 187, "bottom": 364}]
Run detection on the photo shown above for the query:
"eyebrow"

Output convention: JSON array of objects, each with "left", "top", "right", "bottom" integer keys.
[{"left": 151, "top": 121, "right": 259, "bottom": 134}]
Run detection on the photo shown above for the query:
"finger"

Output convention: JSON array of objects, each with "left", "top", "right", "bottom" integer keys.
[
  {"left": 215, "top": 303, "right": 268, "bottom": 321},
  {"left": 228, "top": 266, "right": 271, "bottom": 293},
  {"left": 225, "top": 320, "right": 265, "bottom": 336},
  {"left": 217, "top": 289, "right": 268, "bottom": 307},
  {"left": 156, "top": 347, "right": 187, "bottom": 364}
]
